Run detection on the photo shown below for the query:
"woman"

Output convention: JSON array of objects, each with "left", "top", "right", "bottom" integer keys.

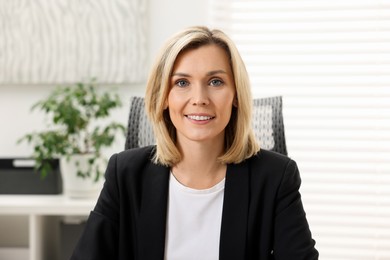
[{"left": 71, "top": 26, "right": 319, "bottom": 259}]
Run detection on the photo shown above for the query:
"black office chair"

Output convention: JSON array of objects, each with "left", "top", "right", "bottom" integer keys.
[{"left": 125, "top": 96, "right": 287, "bottom": 156}]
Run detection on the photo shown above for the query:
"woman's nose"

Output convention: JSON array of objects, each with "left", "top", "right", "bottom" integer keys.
[{"left": 191, "top": 85, "right": 209, "bottom": 105}]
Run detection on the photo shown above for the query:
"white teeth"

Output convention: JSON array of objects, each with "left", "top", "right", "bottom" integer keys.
[{"left": 187, "top": 115, "right": 213, "bottom": 121}]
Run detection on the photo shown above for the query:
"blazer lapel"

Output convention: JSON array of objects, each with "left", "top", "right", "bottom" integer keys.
[
  {"left": 219, "top": 160, "right": 250, "bottom": 260},
  {"left": 135, "top": 157, "right": 250, "bottom": 260},
  {"left": 137, "top": 162, "right": 170, "bottom": 260}
]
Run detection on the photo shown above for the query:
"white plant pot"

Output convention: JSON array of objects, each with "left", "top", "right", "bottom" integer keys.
[{"left": 60, "top": 154, "right": 104, "bottom": 199}]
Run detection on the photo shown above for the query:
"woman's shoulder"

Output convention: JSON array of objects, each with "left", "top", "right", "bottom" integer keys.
[
  {"left": 116, "top": 145, "right": 156, "bottom": 162},
  {"left": 247, "top": 149, "right": 297, "bottom": 178},
  {"left": 103, "top": 145, "right": 171, "bottom": 187},
  {"left": 107, "top": 145, "right": 159, "bottom": 175},
  {"left": 250, "top": 149, "right": 292, "bottom": 165}
]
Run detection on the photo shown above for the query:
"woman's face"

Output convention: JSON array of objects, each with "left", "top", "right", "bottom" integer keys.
[{"left": 167, "top": 44, "right": 236, "bottom": 146}]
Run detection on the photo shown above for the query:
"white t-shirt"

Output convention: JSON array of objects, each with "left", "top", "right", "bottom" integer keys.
[{"left": 164, "top": 172, "right": 225, "bottom": 260}]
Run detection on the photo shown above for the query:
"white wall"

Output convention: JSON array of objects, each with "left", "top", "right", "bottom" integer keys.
[
  {"left": 0, "top": 0, "right": 211, "bottom": 158},
  {"left": 148, "top": 0, "right": 211, "bottom": 64}
]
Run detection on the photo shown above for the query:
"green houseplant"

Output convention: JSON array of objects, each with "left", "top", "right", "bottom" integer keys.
[{"left": 18, "top": 80, "right": 125, "bottom": 196}]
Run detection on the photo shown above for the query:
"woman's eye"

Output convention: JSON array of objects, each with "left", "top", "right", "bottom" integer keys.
[
  {"left": 175, "top": 79, "right": 189, "bottom": 87},
  {"left": 210, "top": 79, "right": 223, "bottom": 86}
]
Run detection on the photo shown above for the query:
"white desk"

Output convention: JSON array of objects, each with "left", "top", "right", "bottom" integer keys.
[{"left": 0, "top": 195, "right": 97, "bottom": 260}]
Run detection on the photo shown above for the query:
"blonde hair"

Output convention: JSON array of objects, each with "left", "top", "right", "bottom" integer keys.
[{"left": 145, "top": 26, "right": 259, "bottom": 166}]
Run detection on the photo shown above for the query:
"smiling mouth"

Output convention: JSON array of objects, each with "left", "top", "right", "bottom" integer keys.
[{"left": 186, "top": 115, "right": 215, "bottom": 121}]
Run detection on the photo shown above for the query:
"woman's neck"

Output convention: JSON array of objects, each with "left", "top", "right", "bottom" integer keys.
[{"left": 172, "top": 139, "right": 227, "bottom": 189}]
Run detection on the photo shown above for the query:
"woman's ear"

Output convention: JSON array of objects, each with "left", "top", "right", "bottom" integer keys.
[{"left": 233, "top": 96, "right": 238, "bottom": 107}]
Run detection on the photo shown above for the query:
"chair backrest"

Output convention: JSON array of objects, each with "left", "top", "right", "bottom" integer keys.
[{"left": 125, "top": 96, "right": 287, "bottom": 156}]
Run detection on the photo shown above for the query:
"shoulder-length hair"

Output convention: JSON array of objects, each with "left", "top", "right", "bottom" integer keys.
[{"left": 145, "top": 26, "right": 259, "bottom": 166}]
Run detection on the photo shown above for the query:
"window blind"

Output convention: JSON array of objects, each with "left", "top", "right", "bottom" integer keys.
[{"left": 210, "top": 1, "right": 390, "bottom": 259}]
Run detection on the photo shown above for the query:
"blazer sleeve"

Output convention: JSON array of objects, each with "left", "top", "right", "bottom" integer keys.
[
  {"left": 273, "top": 159, "right": 319, "bottom": 259},
  {"left": 70, "top": 154, "right": 120, "bottom": 260}
]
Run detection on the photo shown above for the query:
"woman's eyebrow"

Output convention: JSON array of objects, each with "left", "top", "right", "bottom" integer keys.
[
  {"left": 207, "top": 70, "right": 227, "bottom": 76},
  {"left": 171, "top": 70, "right": 227, "bottom": 78},
  {"left": 171, "top": 72, "right": 191, "bottom": 77}
]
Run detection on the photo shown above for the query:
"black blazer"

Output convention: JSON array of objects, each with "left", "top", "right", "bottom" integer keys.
[{"left": 71, "top": 146, "right": 318, "bottom": 260}]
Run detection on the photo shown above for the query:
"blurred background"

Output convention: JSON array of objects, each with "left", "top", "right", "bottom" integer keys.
[{"left": 0, "top": 0, "right": 389, "bottom": 259}]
